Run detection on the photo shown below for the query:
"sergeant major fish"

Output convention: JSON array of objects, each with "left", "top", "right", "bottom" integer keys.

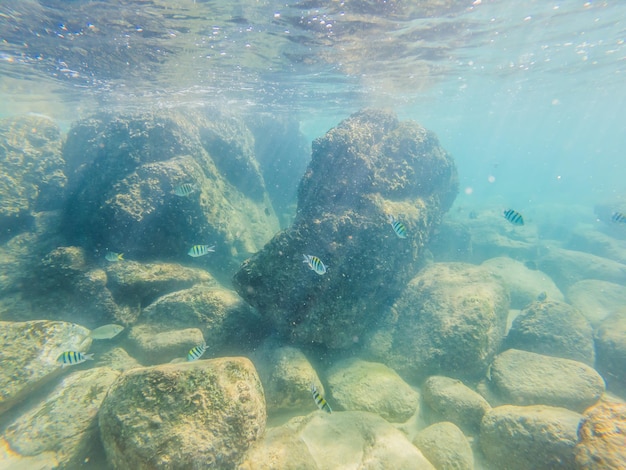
[
  {"left": 188, "top": 245, "right": 215, "bottom": 257},
  {"left": 187, "top": 341, "right": 207, "bottom": 361},
  {"left": 303, "top": 254, "right": 326, "bottom": 275},
  {"left": 57, "top": 351, "right": 94, "bottom": 367},
  {"left": 172, "top": 183, "right": 198, "bottom": 197},
  {"left": 611, "top": 211, "right": 626, "bottom": 224},
  {"left": 387, "top": 214, "right": 407, "bottom": 238},
  {"left": 105, "top": 252, "right": 124, "bottom": 262},
  {"left": 311, "top": 384, "right": 332, "bottom": 413},
  {"left": 503, "top": 209, "right": 524, "bottom": 226}
]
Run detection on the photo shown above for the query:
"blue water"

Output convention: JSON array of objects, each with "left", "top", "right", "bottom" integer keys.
[{"left": 1, "top": 1, "right": 626, "bottom": 468}]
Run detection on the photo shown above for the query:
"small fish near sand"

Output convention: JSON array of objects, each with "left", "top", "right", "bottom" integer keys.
[
  {"left": 503, "top": 209, "right": 524, "bottom": 226},
  {"left": 172, "top": 183, "right": 198, "bottom": 197},
  {"left": 611, "top": 211, "right": 626, "bottom": 224},
  {"left": 303, "top": 254, "right": 327, "bottom": 275},
  {"left": 311, "top": 384, "right": 332, "bottom": 414},
  {"left": 187, "top": 341, "right": 207, "bottom": 361},
  {"left": 387, "top": 214, "right": 407, "bottom": 238},
  {"left": 89, "top": 324, "right": 125, "bottom": 340},
  {"left": 57, "top": 351, "right": 94, "bottom": 367},
  {"left": 105, "top": 252, "right": 124, "bottom": 262},
  {"left": 188, "top": 244, "right": 215, "bottom": 257}
]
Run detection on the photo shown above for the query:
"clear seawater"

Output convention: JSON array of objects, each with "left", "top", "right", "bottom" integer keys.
[{"left": 1, "top": 0, "right": 625, "bottom": 468}]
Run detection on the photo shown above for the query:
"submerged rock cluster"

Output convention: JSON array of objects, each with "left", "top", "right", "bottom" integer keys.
[{"left": 0, "top": 110, "right": 625, "bottom": 469}]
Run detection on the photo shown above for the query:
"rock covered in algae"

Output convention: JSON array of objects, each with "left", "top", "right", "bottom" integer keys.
[
  {"left": 61, "top": 111, "right": 279, "bottom": 279},
  {"left": 486, "top": 349, "right": 605, "bottom": 413},
  {"left": 239, "top": 411, "right": 435, "bottom": 470},
  {"left": 574, "top": 398, "right": 626, "bottom": 469},
  {"left": 3, "top": 367, "right": 119, "bottom": 468},
  {"left": 233, "top": 109, "right": 458, "bottom": 349},
  {"left": 505, "top": 299, "right": 595, "bottom": 366},
  {"left": 365, "top": 262, "right": 509, "bottom": 381},
  {"left": 413, "top": 422, "right": 474, "bottom": 470},
  {"left": 326, "top": 357, "right": 419, "bottom": 422},
  {"left": 0, "top": 115, "right": 66, "bottom": 232},
  {"left": 98, "top": 357, "right": 266, "bottom": 469},
  {"left": 594, "top": 310, "right": 626, "bottom": 394},
  {"left": 0, "top": 320, "right": 91, "bottom": 415},
  {"left": 422, "top": 375, "right": 491, "bottom": 434},
  {"left": 480, "top": 405, "right": 582, "bottom": 470}
]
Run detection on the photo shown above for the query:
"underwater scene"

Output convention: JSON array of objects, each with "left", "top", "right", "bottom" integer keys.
[{"left": 1, "top": 1, "right": 625, "bottom": 469}]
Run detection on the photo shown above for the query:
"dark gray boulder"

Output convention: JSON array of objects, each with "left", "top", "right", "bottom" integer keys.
[{"left": 233, "top": 109, "right": 458, "bottom": 349}]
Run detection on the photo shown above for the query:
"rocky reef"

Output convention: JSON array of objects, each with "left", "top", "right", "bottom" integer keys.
[{"left": 233, "top": 109, "right": 458, "bottom": 349}]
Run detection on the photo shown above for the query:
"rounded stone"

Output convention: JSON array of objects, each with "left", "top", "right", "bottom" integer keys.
[{"left": 413, "top": 422, "right": 473, "bottom": 470}]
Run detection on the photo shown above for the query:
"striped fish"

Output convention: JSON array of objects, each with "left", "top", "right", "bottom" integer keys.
[
  {"left": 311, "top": 384, "right": 332, "bottom": 414},
  {"left": 188, "top": 244, "right": 215, "bottom": 257},
  {"left": 303, "top": 254, "right": 327, "bottom": 275},
  {"left": 503, "top": 208, "right": 524, "bottom": 226},
  {"left": 187, "top": 341, "right": 206, "bottom": 361},
  {"left": 57, "top": 351, "right": 94, "bottom": 367},
  {"left": 611, "top": 211, "right": 626, "bottom": 224},
  {"left": 387, "top": 214, "right": 407, "bottom": 238},
  {"left": 172, "top": 183, "right": 198, "bottom": 197},
  {"left": 105, "top": 252, "right": 124, "bottom": 262}
]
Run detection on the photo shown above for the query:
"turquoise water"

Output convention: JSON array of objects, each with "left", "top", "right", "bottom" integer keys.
[{"left": 1, "top": 1, "right": 626, "bottom": 469}]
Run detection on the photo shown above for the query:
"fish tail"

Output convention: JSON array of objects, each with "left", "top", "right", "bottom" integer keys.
[
  {"left": 118, "top": 253, "right": 124, "bottom": 260},
  {"left": 84, "top": 353, "right": 95, "bottom": 361}
]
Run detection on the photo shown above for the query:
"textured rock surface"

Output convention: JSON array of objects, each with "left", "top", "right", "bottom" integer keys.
[
  {"left": 3, "top": 367, "right": 119, "bottom": 468},
  {"left": 62, "top": 111, "right": 279, "bottom": 279},
  {"left": 327, "top": 358, "right": 419, "bottom": 422},
  {"left": 505, "top": 299, "right": 595, "bottom": 365},
  {"left": 538, "top": 247, "right": 626, "bottom": 291},
  {"left": 574, "top": 399, "right": 626, "bottom": 470},
  {"left": 486, "top": 349, "right": 605, "bottom": 412},
  {"left": 366, "top": 262, "right": 509, "bottom": 381},
  {"left": 413, "top": 422, "right": 473, "bottom": 470},
  {"left": 594, "top": 310, "right": 626, "bottom": 395},
  {"left": 240, "top": 411, "right": 435, "bottom": 470},
  {"left": 480, "top": 405, "right": 582, "bottom": 470},
  {"left": 481, "top": 256, "right": 563, "bottom": 308},
  {"left": 0, "top": 115, "right": 65, "bottom": 231},
  {"left": 233, "top": 109, "right": 458, "bottom": 349},
  {"left": 99, "top": 357, "right": 266, "bottom": 469},
  {"left": 125, "top": 325, "right": 205, "bottom": 365},
  {"left": 251, "top": 343, "right": 322, "bottom": 414},
  {"left": 422, "top": 375, "right": 491, "bottom": 434},
  {"left": 0, "top": 320, "right": 91, "bottom": 415},
  {"left": 566, "top": 279, "right": 626, "bottom": 327}
]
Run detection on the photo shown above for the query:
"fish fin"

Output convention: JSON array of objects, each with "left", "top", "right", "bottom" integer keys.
[
  {"left": 118, "top": 253, "right": 124, "bottom": 260},
  {"left": 84, "top": 353, "right": 95, "bottom": 361}
]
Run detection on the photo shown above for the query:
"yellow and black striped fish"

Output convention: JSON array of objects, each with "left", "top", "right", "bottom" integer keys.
[
  {"left": 503, "top": 209, "right": 524, "bottom": 226},
  {"left": 57, "top": 351, "right": 94, "bottom": 367},
  {"left": 611, "top": 211, "right": 626, "bottom": 224},
  {"left": 172, "top": 183, "right": 198, "bottom": 197},
  {"left": 187, "top": 341, "right": 206, "bottom": 361},
  {"left": 387, "top": 214, "right": 407, "bottom": 238},
  {"left": 311, "top": 384, "right": 332, "bottom": 413},
  {"left": 188, "top": 244, "right": 215, "bottom": 257},
  {"left": 303, "top": 254, "right": 327, "bottom": 275}
]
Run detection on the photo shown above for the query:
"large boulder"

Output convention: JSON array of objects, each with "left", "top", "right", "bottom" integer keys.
[
  {"left": 0, "top": 320, "right": 92, "bottom": 415},
  {"left": 422, "top": 375, "right": 491, "bottom": 434},
  {"left": 98, "top": 357, "right": 266, "bottom": 469},
  {"left": 61, "top": 111, "right": 279, "bottom": 279},
  {"left": 505, "top": 299, "right": 595, "bottom": 365},
  {"left": 413, "top": 422, "right": 473, "bottom": 470},
  {"left": 566, "top": 279, "right": 626, "bottom": 327},
  {"left": 366, "top": 262, "right": 509, "bottom": 381},
  {"left": 2, "top": 367, "right": 119, "bottom": 468},
  {"left": 327, "top": 358, "right": 419, "bottom": 422},
  {"left": 574, "top": 398, "right": 626, "bottom": 469},
  {"left": 481, "top": 256, "right": 563, "bottom": 308},
  {"left": 485, "top": 349, "right": 605, "bottom": 412},
  {"left": 480, "top": 405, "right": 582, "bottom": 470},
  {"left": 240, "top": 411, "right": 435, "bottom": 469},
  {"left": 233, "top": 109, "right": 458, "bottom": 349},
  {"left": 594, "top": 310, "right": 626, "bottom": 395},
  {"left": 0, "top": 115, "right": 65, "bottom": 235}
]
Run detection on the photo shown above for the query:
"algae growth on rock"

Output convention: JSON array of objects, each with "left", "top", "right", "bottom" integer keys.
[{"left": 233, "top": 109, "right": 458, "bottom": 349}]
